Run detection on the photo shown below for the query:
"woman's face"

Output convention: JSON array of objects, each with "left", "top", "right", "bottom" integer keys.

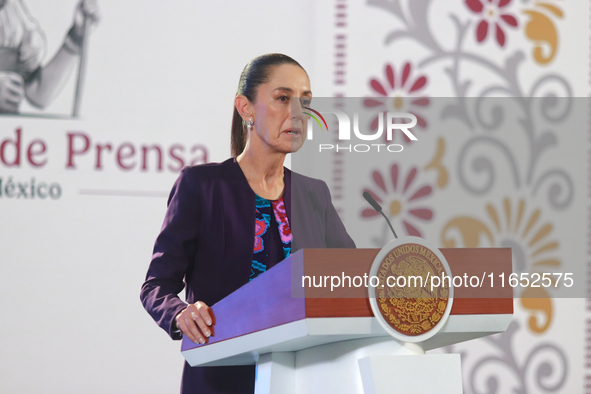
[{"left": 249, "top": 64, "right": 311, "bottom": 154}]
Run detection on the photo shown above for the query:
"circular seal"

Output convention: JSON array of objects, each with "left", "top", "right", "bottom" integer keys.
[{"left": 368, "top": 236, "right": 454, "bottom": 343}]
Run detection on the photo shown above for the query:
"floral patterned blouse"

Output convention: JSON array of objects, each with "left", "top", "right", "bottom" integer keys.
[{"left": 250, "top": 194, "right": 292, "bottom": 281}]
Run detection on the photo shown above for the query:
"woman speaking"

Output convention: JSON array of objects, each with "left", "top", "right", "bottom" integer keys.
[{"left": 140, "top": 53, "right": 355, "bottom": 393}]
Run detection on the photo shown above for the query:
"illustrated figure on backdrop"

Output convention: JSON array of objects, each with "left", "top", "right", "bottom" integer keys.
[
  {"left": 140, "top": 53, "right": 356, "bottom": 393},
  {"left": 0, "top": 0, "right": 100, "bottom": 113}
]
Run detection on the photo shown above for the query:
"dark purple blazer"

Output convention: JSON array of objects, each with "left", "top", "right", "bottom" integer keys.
[{"left": 140, "top": 158, "right": 355, "bottom": 393}]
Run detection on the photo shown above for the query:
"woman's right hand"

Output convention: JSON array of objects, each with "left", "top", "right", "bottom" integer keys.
[{"left": 175, "top": 301, "right": 213, "bottom": 344}]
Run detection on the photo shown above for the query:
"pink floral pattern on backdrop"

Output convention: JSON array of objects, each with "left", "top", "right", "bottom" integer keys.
[
  {"left": 361, "top": 163, "right": 436, "bottom": 245},
  {"left": 364, "top": 62, "right": 429, "bottom": 143},
  {"left": 465, "top": 0, "right": 518, "bottom": 47}
]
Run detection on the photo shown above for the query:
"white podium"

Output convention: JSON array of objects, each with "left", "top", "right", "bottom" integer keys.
[{"left": 181, "top": 247, "right": 513, "bottom": 394}]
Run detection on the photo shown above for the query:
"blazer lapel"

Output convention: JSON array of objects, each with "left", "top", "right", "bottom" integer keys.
[{"left": 222, "top": 159, "right": 256, "bottom": 280}]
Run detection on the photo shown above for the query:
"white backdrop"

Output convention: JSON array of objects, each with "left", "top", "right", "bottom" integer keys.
[
  {"left": 0, "top": 1, "right": 314, "bottom": 393},
  {"left": 0, "top": 0, "right": 588, "bottom": 393}
]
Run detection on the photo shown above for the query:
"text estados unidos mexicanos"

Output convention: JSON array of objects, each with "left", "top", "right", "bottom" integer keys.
[
  {"left": 0, "top": 177, "right": 61, "bottom": 199},
  {"left": 301, "top": 272, "right": 574, "bottom": 292}
]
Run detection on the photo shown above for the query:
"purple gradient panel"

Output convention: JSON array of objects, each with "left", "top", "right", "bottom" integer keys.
[{"left": 182, "top": 254, "right": 306, "bottom": 352}]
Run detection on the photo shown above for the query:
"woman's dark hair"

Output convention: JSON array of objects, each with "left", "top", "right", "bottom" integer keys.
[{"left": 231, "top": 53, "right": 305, "bottom": 157}]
